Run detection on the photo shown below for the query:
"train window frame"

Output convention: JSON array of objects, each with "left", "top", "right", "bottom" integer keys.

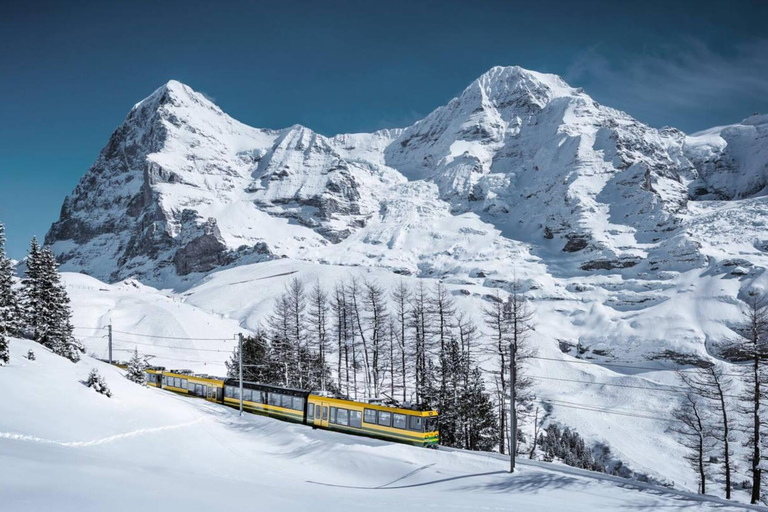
[
  {"left": 349, "top": 410, "right": 362, "bottom": 428},
  {"left": 393, "top": 413, "right": 407, "bottom": 429},
  {"left": 377, "top": 411, "right": 392, "bottom": 427},
  {"left": 408, "top": 416, "right": 424, "bottom": 432},
  {"left": 364, "top": 409, "right": 376, "bottom": 424}
]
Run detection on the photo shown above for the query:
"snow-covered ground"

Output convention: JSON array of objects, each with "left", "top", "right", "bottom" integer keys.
[{"left": 0, "top": 337, "right": 760, "bottom": 511}]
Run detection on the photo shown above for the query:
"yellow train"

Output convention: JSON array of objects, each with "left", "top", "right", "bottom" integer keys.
[{"left": 145, "top": 369, "right": 439, "bottom": 447}]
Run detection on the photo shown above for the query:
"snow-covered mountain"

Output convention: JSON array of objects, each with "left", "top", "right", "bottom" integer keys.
[{"left": 43, "top": 67, "right": 701, "bottom": 282}]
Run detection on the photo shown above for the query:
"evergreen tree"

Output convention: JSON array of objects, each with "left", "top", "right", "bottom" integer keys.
[
  {"left": 0, "top": 329, "right": 7, "bottom": 366},
  {"left": 85, "top": 368, "right": 112, "bottom": 397},
  {"left": 461, "top": 367, "right": 499, "bottom": 451},
  {"left": 125, "top": 348, "right": 148, "bottom": 385},
  {"left": 21, "top": 240, "right": 84, "bottom": 362},
  {"left": 0, "top": 220, "right": 22, "bottom": 341},
  {"left": 227, "top": 330, "right": 282, "bottom": 385}
]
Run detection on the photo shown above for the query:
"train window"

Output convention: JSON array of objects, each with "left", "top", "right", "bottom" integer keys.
[
  {"left": 292, "top": 397, "right": 304, "bottom": 411},
  {"left": 409, "top": 416, "right": 424, "bottom": 432},
  {"left": 377, "top": 411, "right": 392, "bottom": 427},
  {"left": 308, "top": 404, "right": 314, "bottom": 420},
  {"left": 349, "top": 410, "right": 362, "bottom": 428},
  {"left": 281, "top": 395, "right": 293, "bottom": 409},
  {"left": 330, "top": 407, "right": 337, "bottom": 424},
  {"left": 181, "top": 379, "right": 188, "bottom": 390},
  {"left": 425, "top": 417, "right": 438, "bottom": 433},
  {"left": 364, "top": 409, "right": 376, "bottom": 424},
  {"left": 336, "top": 408, "right": 349, "bottom": 426},
  {"left": 268, "top": 393, "right": 280, "bottom": 406},
  {"left": 242, "top": 389, "right": 252, "bottom": 401},
  {"left": 393, "top": 413, "right": 407, "bottom": 429},
  {"left": 322, "top": 406, "right": 328, "bottom": 420},
  {"left": 254, "top": 391, "right": 264, "bottom": 404},
  {"left": 224, "top": 386, "right": 231, "bottom": 398},
  {"left": 233, "top": 387, "right": 241, "bottom": 399}
]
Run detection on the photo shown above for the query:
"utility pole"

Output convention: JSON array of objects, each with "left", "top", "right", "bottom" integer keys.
[
  {"left": 509, "top": 339, "right": 516, "bottom": 473},
  {"left": 238, "top": 333, "right": 244, "bottom": 416},
  {"left": 108, "top": 323, "right": 113, "bottom": 365}
]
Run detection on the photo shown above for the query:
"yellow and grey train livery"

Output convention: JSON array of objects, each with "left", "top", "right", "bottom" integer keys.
[{"left": 144, "top": 368, "right": 439, "bottom": 447}]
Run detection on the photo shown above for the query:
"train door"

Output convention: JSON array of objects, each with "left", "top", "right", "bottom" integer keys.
[{"left": 318, "top": 402, "right": 330, "bottom": 428}]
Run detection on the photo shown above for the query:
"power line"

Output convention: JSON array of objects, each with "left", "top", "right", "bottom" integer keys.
[
  {"left": 540, "top": 398, "right": 682, "bottom": 424},
  {"left": 529, "top": 375, "right": 687, "bottom": 394},
  {"left": 73, "top": 326, "right": 233, "bottom": 342},
  {"left": 110, "top": 339, "right": 233, "bottom": 353},
  {"left": 530, "top": 355, "right": 742, "bottom": 377}
]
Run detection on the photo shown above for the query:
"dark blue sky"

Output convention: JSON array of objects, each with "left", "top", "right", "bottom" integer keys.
[{"left": 1, "top": 0, "right": 767, "bottom": 259}]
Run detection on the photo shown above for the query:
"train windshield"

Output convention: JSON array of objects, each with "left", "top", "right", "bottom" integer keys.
[{"left": 425, "top": 417, "right": 438, "bottom": 433}]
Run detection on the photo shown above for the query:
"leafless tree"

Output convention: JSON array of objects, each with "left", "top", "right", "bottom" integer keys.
[
  {"left": 671, "top": 394, "right": 712, "bottom": 495},
  {"left": 391, "top": 281, "right": 410, "bottom": 402},
  {"left": 308, "top": 280, "right": 329, "bottom": 391},
  {"left": 732, "top": 293, "right": 768, "bottom": 504},
  {"left": 678, "top": 365, "right": 734, "bottom": 499}
]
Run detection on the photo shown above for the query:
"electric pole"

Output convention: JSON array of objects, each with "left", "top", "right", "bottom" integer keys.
[
  {"left": 108, "top": 323, "right": 113, "bottom": 365},
  {"left": 238, "top": 333, "right": 244, "bottom": 416},
  {"left": 509, "top": 339, "right": 516, "bottom": 473}
]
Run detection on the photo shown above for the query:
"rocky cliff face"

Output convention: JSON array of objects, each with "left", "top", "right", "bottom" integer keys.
[{"left": 45, "top": 68, "right": 768, "bottom": 288}]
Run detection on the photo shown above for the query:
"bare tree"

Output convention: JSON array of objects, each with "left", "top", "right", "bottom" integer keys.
[
  {"left": 391, "top": 281, "right": 410, "bottom": 403},
  {"left": 410, "top": 281, "right": 431, "bottom": 405},
  {"left": 732, "top": 292, "right": 768, "bottom": 504},
  {"left": 484, "top": 290, "right": 509, "bottom": 454},
  {"left": 505, "top": 279, "right": 535, "bottom": 470},
  {"left": 671, "top": 394, "right": 711, "bottom": 495},
  {"left": 364, "top": 280, "right": 388, "bottom": 396},
  {"left": 308, "top": 280, "right": 329, "bottom": 391},
  {"left": 678, "top": 365, "right": 734, "bottom": 499},
  {"left": 348, "top": 277, "right": 372, "bottom": 396},
  {"left": 432, "top": 281, "right": 456, "bottom": 415}
]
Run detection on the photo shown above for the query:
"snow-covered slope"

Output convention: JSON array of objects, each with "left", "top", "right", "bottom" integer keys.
[
  {"left": 685, "top": 114, "right": 768, "bottom": 200},
  {"left": 0, "top": 337, "right": 759, "bottom": 512}
]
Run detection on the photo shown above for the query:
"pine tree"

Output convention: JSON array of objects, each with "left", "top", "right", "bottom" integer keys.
[
  {"left": 21, "top": 240, "right": 84, "bottom": 362},
  {"left": 0, "top": 220, "right": 22, "bottom": 346},
  {"left": 125, "top": 348, "right": 148, "bottom": 385},
  {"left": 462, "top": 366, "right": 499, "bottom": 451},
  {"left": 0, "top": 330, "right": 8, "bottom": 366},
  {"left": 85, "top": 368, "right": 112, "bottom": 397}
]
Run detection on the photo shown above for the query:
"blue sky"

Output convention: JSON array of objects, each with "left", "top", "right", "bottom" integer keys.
[{"left": 1, "top": 0, "right": 767, "bottom": 259}]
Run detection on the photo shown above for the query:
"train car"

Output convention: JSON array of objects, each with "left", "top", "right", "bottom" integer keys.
[
  {"left": 145, "top": 368, "right": 224, "bottom": 403},
  {"left": 306, "top": 394, "right": 439, "bottom": 447},
  {"left": 222, "top": 379, "right": 309, "bottom": 424}
]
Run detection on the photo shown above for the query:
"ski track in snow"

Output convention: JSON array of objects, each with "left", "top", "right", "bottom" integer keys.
[{"left": 0, "top": 418, "right": 203, "bottom": 447}]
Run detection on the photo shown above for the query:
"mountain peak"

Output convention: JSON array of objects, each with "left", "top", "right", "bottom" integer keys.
[
  {"left": 465, "top": 65, "right": 577, "bottom": 107},
  {"left": 132, "top": 79, "right": 221, "bottom": 115}
]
